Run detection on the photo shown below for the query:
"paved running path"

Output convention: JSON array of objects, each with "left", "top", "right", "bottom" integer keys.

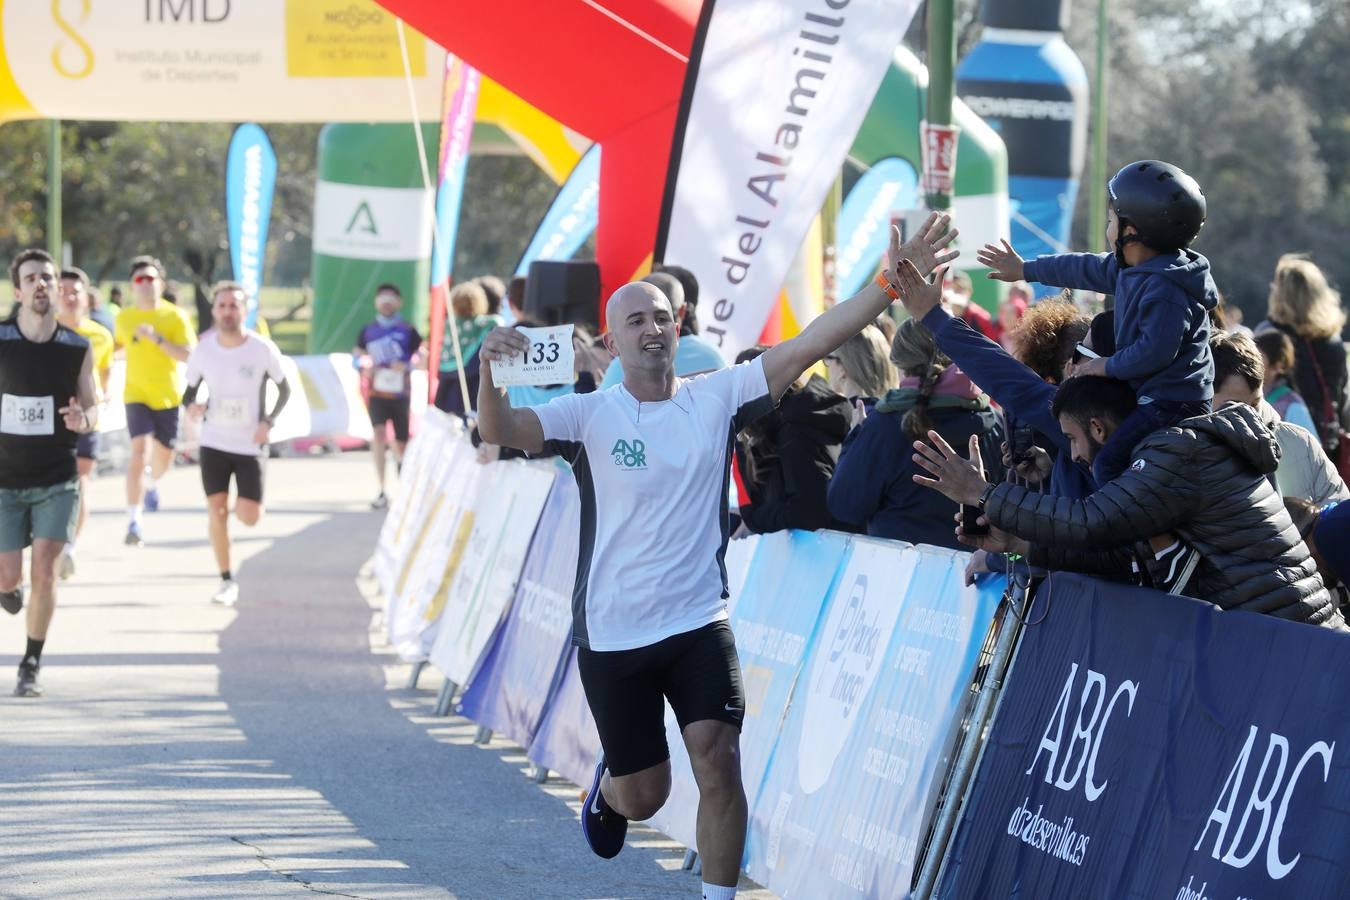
[{"left": 0, "top": 453, "right": 771, "bottom": 899}]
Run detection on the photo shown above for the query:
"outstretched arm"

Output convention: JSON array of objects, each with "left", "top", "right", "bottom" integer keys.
[
  {"left": 761, "top": 212, "right": 959, "bottom": 400},
  {"left": 475, "top": 327, "right": 546, "bottom": 454}
]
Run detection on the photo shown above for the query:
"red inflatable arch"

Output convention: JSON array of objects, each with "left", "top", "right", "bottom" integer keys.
[{"left": 377, "top": 0, "right": 701, "bottom": 305}]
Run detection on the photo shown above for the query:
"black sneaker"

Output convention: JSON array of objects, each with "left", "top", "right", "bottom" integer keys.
[
  {"left": 15, "top": 660, "right": 41, "bottom": 697},
  {"left": 580, "top": 757, "right": 627, "bottom": 859},
  {"left": 0, "top": 587, "right": 21, "bottom": 615}
]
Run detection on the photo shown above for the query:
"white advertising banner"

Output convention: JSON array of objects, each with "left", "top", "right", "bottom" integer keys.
[
  {"left": 312, "top": 181, "right": 435, "bottom": 262},
  {"left": 427, "top": 460, "right": 556, "bottom": 687},
  {"left": 373, "top": 409, "right": 458, "bottom": 602},
  {"left": 0, "top": 0, "right": 444, "bottom": 123},
  {"left": 387, "top": 437, "right": 482, "bottom": 658},
  {"left": 658, "top": 0, "right": 922, "bottom": 358}
]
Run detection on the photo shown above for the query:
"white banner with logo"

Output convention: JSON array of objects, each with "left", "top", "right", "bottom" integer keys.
[
  {"left": 657, "top": 0, "right": 921, "bottom": 358},
  {"left": 426, "top": 460, "right": 556, "bottom": 686},
  {"left": 0, "top": 0, "right": 444, "bottom": 123},
  {"left": 312, "top": 182, "right": 435, "bottom": 262}
]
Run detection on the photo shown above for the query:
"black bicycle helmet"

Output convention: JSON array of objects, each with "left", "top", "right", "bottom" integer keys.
[{"left": 1108, "top": 160, "right": 1206, "bottom": 259}]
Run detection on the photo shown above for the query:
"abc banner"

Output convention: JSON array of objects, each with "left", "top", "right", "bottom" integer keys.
[
  {"left": 656, "top": 0, "right": 921, "bottom": 357},
  {"left": 937, "top": 574, "right": 1350, "bottom": 898},
  {"left": 743, "top": 540, "right": 1002, "bottom": 899}
]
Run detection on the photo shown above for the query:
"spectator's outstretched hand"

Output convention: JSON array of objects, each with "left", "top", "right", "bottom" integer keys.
[
  {"left": 890, "top": 211, "right": 960, "bottom": 283},
  {"left": 894, "top": 259, "right": 946, "bottom": 319},
  {"left": 912, "top": 431, "right": 989, "bottom": 506},
  {"left": 976, "top": 239, "right": 1024, "bottom": 282}
]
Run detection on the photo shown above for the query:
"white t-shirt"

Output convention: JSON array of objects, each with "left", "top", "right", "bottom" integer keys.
[
  {"left": 532, "top": 357, "right": 773, "bottom": 651},
  {"left": 184, "top": 331, "right": 286, "bottom": 457}
]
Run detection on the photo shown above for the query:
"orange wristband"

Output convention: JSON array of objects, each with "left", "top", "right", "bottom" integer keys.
[{"left": 875, "top": 271, "right": 899, "bottom": 300}]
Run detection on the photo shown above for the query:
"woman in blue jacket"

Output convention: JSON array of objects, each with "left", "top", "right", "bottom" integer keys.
[{"left": 828, "top": 318, "right": 1004, "bottom": 548}]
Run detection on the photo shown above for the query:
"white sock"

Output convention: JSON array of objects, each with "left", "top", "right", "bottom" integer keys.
[
  {"left": 702, "top": 884, "right": 736, "bottom": 900},
  {"left": 64, "top": 541, "right": 75, "bottom": 558},
  {"left": 145, "top": 476, "right": 157, "bottom": 492},
  {"left": 127, "top": 505, "right": 142, "bottom": 527}
]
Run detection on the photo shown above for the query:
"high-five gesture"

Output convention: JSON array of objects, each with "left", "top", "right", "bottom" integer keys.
[
  {"left": 975, "top": 239, "right": 1025, "bottom": 282},
  {"left": 889, "top": 211, "right": 960, "bottom": 283},
  {"left": 893, "top": 258, "right": 947, "bottom": 320}
]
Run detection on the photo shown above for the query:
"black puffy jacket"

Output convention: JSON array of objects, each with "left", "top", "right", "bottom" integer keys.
[
  {"left": 736, "top": 375, "right": 852, "bottom": 534},
  {"left": 985, "top": 402, "right": 1339, "bottom": 627}
]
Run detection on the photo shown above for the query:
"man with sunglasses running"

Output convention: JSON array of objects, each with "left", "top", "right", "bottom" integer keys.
[
  {"left": 114, "top": 256, "right": 195, "bottom": 546},
  {"left": 477, "top": 215, "right": 958, "bottom": 899}
]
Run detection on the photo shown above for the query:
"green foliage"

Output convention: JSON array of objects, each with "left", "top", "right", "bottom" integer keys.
[{"left": 451, "top": 154, "right": 560, "bottom": 281}]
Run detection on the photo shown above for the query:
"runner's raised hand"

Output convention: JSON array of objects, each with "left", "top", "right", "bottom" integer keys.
[{"left": 889, "top": 211, "right": 960, "bottom": 282}]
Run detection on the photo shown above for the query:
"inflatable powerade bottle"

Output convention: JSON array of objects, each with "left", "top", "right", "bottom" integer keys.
[{"left": 957, "top": 0, "right": 1088, "bottom": 271}]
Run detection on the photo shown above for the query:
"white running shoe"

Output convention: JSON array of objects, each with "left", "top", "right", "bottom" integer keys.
[
  {"left": 211, "top": 579, "right": 240, "bottom": 606},
  {"left": 58, "top": 549, "right": 76, "bottom": 581}
]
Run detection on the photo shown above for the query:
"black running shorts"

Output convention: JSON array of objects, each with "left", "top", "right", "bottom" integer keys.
[
  {"left": 576, "top": 620, "right": 745, "bottom": 778},
  {"left": 367, "top": 395, "right": 411, "bottom": 443},
  {"left": 199, "top": 446, "right": 264, "bottom": 503}
]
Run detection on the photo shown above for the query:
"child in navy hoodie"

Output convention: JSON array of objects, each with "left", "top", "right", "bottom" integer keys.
[{"left": 978, "top": 159, "right": 1217, "bottom": 486}]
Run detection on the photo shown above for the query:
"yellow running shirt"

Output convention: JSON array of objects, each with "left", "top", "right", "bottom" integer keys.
[
  {"left": 115, "top": 300, "right": 196, "bottom": 410},
  {"left": 73, "top": 318, "right": 113, "bottom": 399}
]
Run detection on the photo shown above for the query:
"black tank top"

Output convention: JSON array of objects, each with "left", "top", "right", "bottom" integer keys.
[{"left": 0, "top": 316, "right": 88, "bottom": 487}]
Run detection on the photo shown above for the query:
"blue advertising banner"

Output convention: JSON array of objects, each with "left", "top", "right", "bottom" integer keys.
[
  {"left": 745, "top": 541, "right": 1002, "bottom": 898},
  {"left": 526, "top": 648, "right": 601, "bottom": 789},
  {"left": 937, "top": 573, "right": 1350, "bottom": 899},
  {"left": 458, "top": 469, "right": 579, "bottom": 748},
  {"left": 513, "top": 144, "right": 600, "bottom": 279},
  {"left": 835, "top": 158, "right": 919, "bottom": 300},
  {"left": 225, "top": 123, "right": 276, "bottom": 329},
  {"left": 647, "top": 530, "right": 852, "bottom": 850}
]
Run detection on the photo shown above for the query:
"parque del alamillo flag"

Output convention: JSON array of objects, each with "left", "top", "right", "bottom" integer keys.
[
  {"left": 655, "top": 0, "right": 921, "bottom": 358},
  {"left": 426, "top": 55, "right": 480, "bottom": 403},
  {"left": 225, "top": 123, "right": 277, "bottom": 330}
]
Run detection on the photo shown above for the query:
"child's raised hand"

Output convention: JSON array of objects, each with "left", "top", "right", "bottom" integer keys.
[{"left": 976, "top": 239, "right": 1025, "bottom": 282}]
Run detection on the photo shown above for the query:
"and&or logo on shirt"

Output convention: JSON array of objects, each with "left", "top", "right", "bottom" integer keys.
[{"left": 611, "top": 438, "right": 647, "bottom": 469}]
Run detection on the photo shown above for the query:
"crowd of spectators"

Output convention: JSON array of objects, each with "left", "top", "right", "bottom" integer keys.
[{"left": 452, "top": 172, "right": 1347, "bottom": 633}]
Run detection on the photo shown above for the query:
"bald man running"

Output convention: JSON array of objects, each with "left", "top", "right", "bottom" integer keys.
[{"left": 477, "top": 215, "right": 957, "bottom": 899}]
